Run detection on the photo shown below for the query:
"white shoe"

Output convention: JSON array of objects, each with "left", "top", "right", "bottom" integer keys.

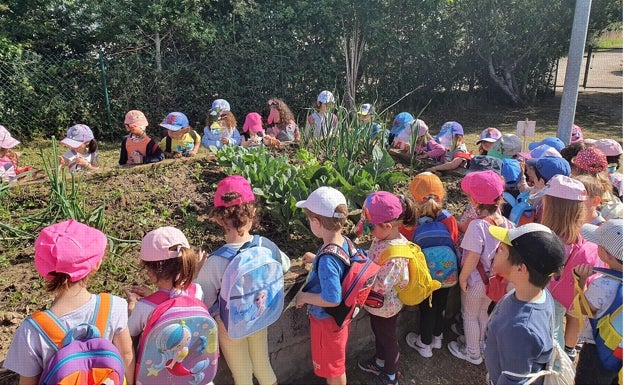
[
  {"left": 432, "top": 334, "right": 443, "bottom": 349},
  {"left": 406, "top": 332, "right": 433, "bottom": 358},
  {"left": 447, "top": 340, "right": 482, "bottom": 365}
]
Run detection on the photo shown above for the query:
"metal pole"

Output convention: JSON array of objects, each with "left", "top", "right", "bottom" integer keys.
[
  {"left": 99, "top": 51, "right": 113, "bottom": 134},
  {"left": 557, "top": 0, "right": 592, "bottom": 144},
  {"left": 582, "top": 45, "right": 593, "bottom": 88}
]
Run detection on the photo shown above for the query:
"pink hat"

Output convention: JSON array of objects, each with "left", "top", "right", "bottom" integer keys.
[
  {"left": 140, "top": 227, "right": 190, "bottom": 262},
  {"left": 61, "top": 124, "right": 94, "bottom": 148},
  {"left": 242, "top": 112, "right": 263, "bottom": 133},
  {"left": 461, "top": 170, "right": 504, "bottom": 204},
  {"left": 413, "top": 119, "right": 429, "bottom": 138},
  {"left": 572, "top": 147, "right": 608, "bottom": 173},
  {"left": 570, "top": 124, "right": 584, "bottom": 143},
  {"left": 361, "top": 191, "right": 403, "bottom": 224},
  {"left": 34, "top": 220, "right": 107, "bottom": 282},
  {"left": 124, "top": 110, "right": 148, "bottom": 128},
  {"left": 542, "top": 174, "right": 587, "bottom": 201},
  {"left": 0, "top": 125, "right": 20, "bottom": 149},
  {"left": 214, "top": 175, "right": 256, "bottom": 207},
  {"left": 476, "top": 127, "right": 502, "bottom": 144},
  {"left": 593, "top": 139, "right": 623, "bottom": 157}
]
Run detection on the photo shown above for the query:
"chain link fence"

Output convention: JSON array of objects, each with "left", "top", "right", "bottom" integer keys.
[{"left": 555, "top": 47, "right": 623, "bottom": 92}]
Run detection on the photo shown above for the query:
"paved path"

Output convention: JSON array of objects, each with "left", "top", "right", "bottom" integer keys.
[{"left": 556, "top": 48, "right": 623, "bottom": 92}]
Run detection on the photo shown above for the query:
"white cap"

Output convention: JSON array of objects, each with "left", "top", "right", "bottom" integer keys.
[
  {"left": 296, "top": 186, "right": 347, "bottom": 218},
  {"left": 581, "top": 219, "right": 623, "bottom": 261},
  {"left": 317, "top": 90, "right": 335, "bottom": 104}
]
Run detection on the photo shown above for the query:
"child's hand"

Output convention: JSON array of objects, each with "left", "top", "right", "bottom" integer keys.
[
  {"left": 58, "top": 155, "right": 68, "bottom": 166},
  {"left": 459, "top": 277, "right": 468, "bottom": 292},
  {"left": 173, "top": 152, "right": 183, "bottom": 159},
  {"left": 295, "top": 291, "right": 306, "bottom": 309},
  {"left": 301, "top": 252, "right": 315, "bottom": 264},
  {"left": 220, "top": 136, "right": 229, "bottom": 145},
  {"left": 574, "top": 264, "right": 594, "bottom": 280},
  {"left": 189, "top": 149, "right": 198, "bottom": 156},
  {"left": 127, "top": 284, "right": 153, "bottom": 299}
]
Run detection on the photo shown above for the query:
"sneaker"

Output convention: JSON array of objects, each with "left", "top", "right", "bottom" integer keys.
[
  {"left": 405, "top": 332, "right": 433, "bottom": 358},
  {"left": 432, "top": 334, "right": 443, "bottom": 349},
  {"left": 450, "top": 322, "right": 464, "bottom": 337},
  {"left": 447, "top": 340, "right": 483, "bottom": 365},
  {"left": 358, "top": 357, "right": 383, "bottom": 375},
  {"left": 371, "top": 372, "right": 399, "bottom": 385}
]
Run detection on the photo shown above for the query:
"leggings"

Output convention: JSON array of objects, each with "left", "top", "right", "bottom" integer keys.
[
  {"left": 461, "top": 280, "right": 491, "bottom": 357},
  {"left": 419, "top": 287, "right": 450, "bottom": 345},
  {"left": 369, "top": 312, "right": 400, "bottom": 375}
]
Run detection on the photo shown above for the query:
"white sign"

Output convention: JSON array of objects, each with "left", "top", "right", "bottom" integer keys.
[{"left": 516, "top": 120, "right": 536, "bottom": 137}]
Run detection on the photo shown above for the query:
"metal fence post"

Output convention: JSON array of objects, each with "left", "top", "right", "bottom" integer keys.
[
  {"left": 582, "top": 45, "right": 593, "bottom": 88},
  {"left": 99, "top": 51, "right": 113, "bottom": 133}
]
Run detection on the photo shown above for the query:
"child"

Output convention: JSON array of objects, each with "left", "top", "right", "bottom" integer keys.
[
  {"left": 389, "top": 112, "right": 414, "bottom": 148},
  {"left": 201, "top": 110, "right": 241, "bottom": 149},
  {"left": 195, "top": 175, "right": 290, "bottom": 385},
  {"left": 0, "top": 125, "right": 33, "bottom": 182},
  {"left": 404, "top": 172, "right": 459, "bottom": 358},
  {"left": 427, "top": 121, "right": 471, "bottom": 174},
  {"left": 241, "top": 112, "right": 266, "bottom": 148},
  {"left": 355, "top": 191, "right": 415, "bottom": 385},
  {"left": 522, "top": 156, "right": 571, "bottom": 221},
  {"left": 356, "top": 103, "right": 386, "bottom": 145},
  {"left": 59, "top": 124, "right": 99, "bottom": 172},
  {"left": 487, "top": 134, "right": 522, "bottom": 160},
  {"left": 3, "top": 220, "right": 135, "bottom": 384},
  {"left": 476, "top": 127, "right": 502, "bottom": 156},
  {"left": 571, "top": 147, "right": 615, "bottom": 203},
  {"left": 265, "top": 98, "right": 300, "bottom": 144},
  {"left": 574, "top": 174, "right": 607, "bottom": 225},
  {"left": 306, "top": 90, "right": 338, "bottom": 137},
  {"left": 125, "top": 227, "right": 204, "bottom": 344},
  {"left": 484, "top": 223, "right": 566, "bottom": 384},
  {"left": 294, "top": 186, "right": 350, "bottom": 385},
  {"left": 528, "top": 136, "right": 565, "bottom": 153},
  {"left": 541, "top": 175, "right": 602, "bottom": 359},
  {"left": 118, "top": 110, "right": 164, "bottom": 165},
  {"left": 449, "top": 170, "right": 514, "bottom": 365},
  {"left": 159, "top": 112, "right": 200, "bottom": 158},
  {"left": 574, "top": 219, "right": 623, "bottom": 385}
]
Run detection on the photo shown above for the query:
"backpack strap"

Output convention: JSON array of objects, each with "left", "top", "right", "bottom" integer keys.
[
  {"left": 503, "top": 191, "right": 517, "bottom": 206},
  {"left": 476, "top": 216, "right": 510, "bottom": 284},
  {"left": 378, "top": 243, "right": 417, "bottom": 265},
  {"left": 28, "top": 311, "right": 67, "bottom": 351},
  {"left": 92, "top": 293, "right": 112, "bottom": 337},
  {"left": 213, "top": 235, "right": 261, "bottom": 261}
]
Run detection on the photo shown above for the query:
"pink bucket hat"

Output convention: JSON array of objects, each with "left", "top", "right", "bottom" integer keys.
[
  {"left": 572, "top": 147, "right": 608, "bottom": 173},
  {"left": 476, "top": 127, "right": 502, "bottom": 144},
  {"left": 361, "top": 191, "right": 403, "bottom": 224},
  {"left": 242, "top": 112, "right": 263, "bottom": 133},
  {"left": 140, "top": 227, "right": 190, "bottom": 262},
  {"left": 34, "top": 219, "right": 107, "bottom": 282},
  {"left": 0, "top": 125, "right": 20, "bottom": 149},
  {"left": 61, "top": 124, "right": 94, "bottom": 148},
  {"left": 461, "top": 170, "right": 504, "bottom": 204},
  {"left": 570, "top": 124, "right": 584, "bottom": 143},
  {"left": 124, "top": 110, "right": 148, "bottom": 128},
  {"left": 214, "top": 175, "right": 256, "bottom": 207},
  {"left": 593, "top": 139, "right": 623, "bottom": 157},
  {"left": 542, "top": 174, "right": 587, "bottom": 201}
]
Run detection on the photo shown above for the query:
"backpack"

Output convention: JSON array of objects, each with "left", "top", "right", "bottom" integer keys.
[
  {"left": 165, "top": 130, "right": 200, "bottom": 153},
  {"left": 377, "top": 242, "right": 441, "bottom": 306},
  {"left": 135, "top": 284, "right": 218, "bottom": 385},
  {"left": 501, "top": 338, "right": 575, "bottom": 385},
  {"left": 477, "top": 217, "right": 513, "bottom": 302},
  {"left": 27, "top": 293, "right": 127, "bottom": 385},
  {"left": 411, "top": 210, "right": 459, "bottom": 288},
  {"left": 305, "top": 237, "right": 381, "bottom": 327},
  {"left": 575, "top": 267, "right": 622, "bottom": 373},
  {"left": 214, "top": 235, "right": 285, "bottom": 339},
  {"left": 503, "top": 191, "right": 536, "bottom": 226}
]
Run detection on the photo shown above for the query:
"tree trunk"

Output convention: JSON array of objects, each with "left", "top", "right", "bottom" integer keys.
[
  {"left": 154, "top": 31, "right": 162, "bottom": 72},
  {"left": 484, "top": 53, "right": 524, "bottom": 106},
  {"left": 343, "top": 24, "right": 365, "bottom": 111}
]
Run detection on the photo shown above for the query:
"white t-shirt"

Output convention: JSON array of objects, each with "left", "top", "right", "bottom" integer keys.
[
  {"left": 578, "top": 275, "right": 621, "bottom": 344},
  {"left": 61, "top": 149, "right": 98, "bottom": 173},
  {"left": 3, "top": 294, "right": 128, "bottom": 378}
]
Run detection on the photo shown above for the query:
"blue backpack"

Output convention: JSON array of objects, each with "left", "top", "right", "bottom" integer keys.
[
  {"left": 503, "top": 191, "right": 536, "bottom": 226},
  {"left": 411, "top": 210, "right": 459, "bottom": 288},
  {"left": 214, "top": 235, "right": 285, "bottom": 339}
]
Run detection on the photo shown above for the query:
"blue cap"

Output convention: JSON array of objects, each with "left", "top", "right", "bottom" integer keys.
[
  {"left": 528, "top": 136, "right": 565, "bottom": 152},
  {"left": 210, "top": 99, "right": 231, "bottom": 116},
  {"left": 528, "top": 156, "right": 571, "bottom": 182},
  {"left": 160, "top": 112, "right": 189, "bottom": 131},
  {"left": 390, "top": 112, "right": 414, "bottom": 135},
  {"left": 501, "top": 158, "right": 522, "bottom": 189}
]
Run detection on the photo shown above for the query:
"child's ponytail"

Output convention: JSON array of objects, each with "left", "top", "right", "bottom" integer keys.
[{"left": 398, "top": 195, "right": 418, "bottom": 227}]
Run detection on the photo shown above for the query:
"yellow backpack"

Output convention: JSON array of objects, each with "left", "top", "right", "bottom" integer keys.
[{"left": 378, "top": 242, "right": 441, "bottom": 306}]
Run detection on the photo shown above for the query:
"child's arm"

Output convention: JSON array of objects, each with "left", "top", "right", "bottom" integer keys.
[
  {"left": 145, "top": 139, "right": 165, "bottom": 163},
  {"left": 573, "top": 264, "right": 599, "bottom": 315},
  {"left": 428, "top": 157, "right": 464, "bottom": 172},
  {"left": 189, "top": 131, "right": 200, "bottom": 156},
  {"left": 458, "top": 250, "right": 480, "bottom": 292},
  {"left": 119, "top": 138, "right": 129, "bottom": 165},
  {"left": 230, "top": 129, "right": 242, "bottom": 146},
  {"left": 295, "top": 291, "right": 339, "bottom": 309},
  {"left": 113, "top": 327, "right": 135, "bottom": 385}
]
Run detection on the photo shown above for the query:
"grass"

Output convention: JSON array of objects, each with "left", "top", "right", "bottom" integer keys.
[{"left": 596, "top": 30, "right": 622, "bottom": 49}]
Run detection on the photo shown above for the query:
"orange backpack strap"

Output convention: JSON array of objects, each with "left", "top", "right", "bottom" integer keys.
[
  {"left": 93, "top": 293, "right": 112, "bottom": 337},
  {"left": 28, "top": 311, "right": 67, "bottom": 350}
]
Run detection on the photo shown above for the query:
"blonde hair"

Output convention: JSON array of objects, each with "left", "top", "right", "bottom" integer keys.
[
  {"left": 304, "top": 206, "right": 348, "bottom": 231},
  {"left": 574, "top": 174, "right": 606, "bottom": 201},
  {"left": 541, "top": 195, "right": 584, "bottom": 244},
  {"left": 416, "top": 197, "right": 444, "bottom": 219}
]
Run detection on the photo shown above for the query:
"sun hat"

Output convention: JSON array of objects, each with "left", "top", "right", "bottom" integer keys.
[
  {"left": 489, "top": 223, "right": 565, "bottom": 276},
  {"left": 581, "top": 219, "right": 623, "bottom": 261},
  {"left": 467, "top": 155, "right": 503, "bottom": 175},
  {"left": 593, "top": 139, "right": 623, "bottom": 157},
  {"left": 124, "top": 110, "right": 148, "bottom": 128},
  {"left": 411, "top": 119, "right": 429, "bottom": 138},
  {"left": 210, "top": 99, "right": 231, "bottom": 116},
  {"left": 527, "top": 156, "right": 571, "bottom": 182},
  {"left": 571, "top": 124, "right": 584, "bottom": 143},
  {"left": 542, "top": 174, "right": 587, "bottom": 201},
  {"left": 0, "top": 125, "right": 20, "bottom": 149},
  {"left": 572, "top": 147, "right": 608, "bottom": 173},
  {"left": 501, "top": 158, "right": 522, "bottom": 189},
  {"left": 409, "top": 172, "right": 446, "bottom": 202},
  {"left": 529, "top": 136, "right": 565, "bottom": 152},
  {"left": 361, "top": 191, "right": 403, "bottom": 224},
  {"left": 527, "top": 144, "right": 562, "bottom": 159},
  {"left": 601, "top": 199, "right": 623, "bottom": 221},
  {"left": 316, "top": 90, "right": 335, "bottom": 104},
  {"left": 214, "top": 175, "right": 256, "bottom": 207},
  {"left": 476, "top": 127, "right": 502, "bottom": 144},
  {"left": 461, "top": 170, "right": 504, "bottom": 204},
  {"left": 390, "top": 112, "right": 414, "bottom": 135},
  {"left": 296, "top": 186, "right": 347, "bottom": 218},
  {"left": 160, "top": 112, "right": 189, "bottom": 131},
  {"left": 358, "top": 104, "right": 375, "bottom": 116},
  {"left": 242, "top": 112, "right": 263, "bottom": 133},
  {"left": 34, "top": 219, "right": 107, "bottom": 282},
  {"left": 488, "top": 134, "right": 522, "bottom": 159},
  {"left": 140, "top": 226, "right": 190, "bottom": 262},
  {"left": 61, "top": 124, "right": 94, "bottom": 148}
]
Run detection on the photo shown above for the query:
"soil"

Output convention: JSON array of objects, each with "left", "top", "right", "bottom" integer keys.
[{"left": 0, "top": 91, "right": 621, "bottom": 385}]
